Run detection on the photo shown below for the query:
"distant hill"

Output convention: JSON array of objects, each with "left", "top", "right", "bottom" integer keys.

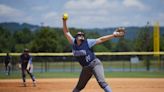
[
  {"left": 0, "top": 22, "right": 163, "bottom": 40},
  {"left": 0, "top": 22, "right": 39, "bottom": 32},
  {"left": 85, "top": 26, "right": 164, "bottom": 39}
]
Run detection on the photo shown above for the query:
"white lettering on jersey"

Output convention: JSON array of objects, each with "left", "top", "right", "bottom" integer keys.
[{"left": 72, "top": 50, "right": 87, "bottom": 56}]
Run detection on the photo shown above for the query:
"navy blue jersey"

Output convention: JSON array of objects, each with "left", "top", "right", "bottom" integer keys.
[
  {"left": 5, "top": 56, "right": 11, "bottom": 65},
  {"left": 72, "top": 39, "right": 96, "bottom": 66},
  {"left": 19, "top": 54, "right": 32, "bottom": 67}
]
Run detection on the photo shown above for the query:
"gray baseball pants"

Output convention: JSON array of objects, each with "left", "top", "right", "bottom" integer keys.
[{"left": 73, "top": 58, "right": 112, "bottom": 92}]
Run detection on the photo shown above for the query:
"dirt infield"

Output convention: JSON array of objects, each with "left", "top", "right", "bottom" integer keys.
[{"left": 0, "top": 78, "right": 164, "bottom": 92}]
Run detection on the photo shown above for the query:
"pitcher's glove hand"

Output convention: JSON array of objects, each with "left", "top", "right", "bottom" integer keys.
[{"left": 113, "top": 27, "right": 125, "bottom": 37}]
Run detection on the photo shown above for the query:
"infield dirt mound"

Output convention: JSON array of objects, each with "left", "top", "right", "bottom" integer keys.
[{"left": 0, "top": 78, "right": 164, "bottom": 92}]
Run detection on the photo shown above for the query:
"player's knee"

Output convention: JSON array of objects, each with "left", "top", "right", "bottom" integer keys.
[{"left": 98, "top": 82, "right": 108, "bottom": 88}]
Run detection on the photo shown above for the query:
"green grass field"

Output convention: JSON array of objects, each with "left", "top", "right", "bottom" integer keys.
[
  {"left": 0, "top": 59, "right": 163, "bottom": 79},
  {"left": 0, "top": 71, "right": 164, "bottom": 79}
]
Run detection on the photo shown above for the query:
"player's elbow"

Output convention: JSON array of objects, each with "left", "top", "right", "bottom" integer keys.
[{"left": 68, "top": 40, "right": 73, "bottom": 44}]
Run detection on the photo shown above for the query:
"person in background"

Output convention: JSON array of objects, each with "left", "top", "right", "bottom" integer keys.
[
  {"left": 19, "top": 48, "right": 36, "bottom": 87},
  {"left": 4, "top": 52, "right": 11, "bottom": 75}
]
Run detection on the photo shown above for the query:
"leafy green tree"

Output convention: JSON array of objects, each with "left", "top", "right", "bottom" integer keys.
[
  {"left": 161, "top": 34, "right": 164, "bottom": 51},
  {"left": 134, "top": 26, "right": 153, "bottom": 51},
  {"left": 49, "top": 28, "right": 71, "bottom": 52},
  {"left": 93, "top": 45, "right": 109, "bottom": 52},
  {"left": 13, "top": 28, "right": 33, "bottom": 52},
  {"left": 85, "top": 31, "right": 100, "bottom": 38},
  {"left": 102, "top": 41, "right": 112, "bottom": 51},
  {"left": 0, "top": 27, "right": 14, "bottom": 52},
  {"left": 13, "top": 28, "right": 33, "bottom": 44},
  {"left": 114, "top": 38, "right": 131, "bottom": 52},
  {"left": 31, "top": 27, "right": 58, "bottom": 52},
  {"left": 134, "top": 24, "right": 153, "bottom": 71}
]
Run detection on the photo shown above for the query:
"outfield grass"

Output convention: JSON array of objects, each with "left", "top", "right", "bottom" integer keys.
[{"left": 0, "top": 71, "right": 164, "bottom": 79}]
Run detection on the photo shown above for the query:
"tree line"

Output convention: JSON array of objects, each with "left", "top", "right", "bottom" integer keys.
[{"left": 0, "top": 25, "right": 163, "bottom": 53}]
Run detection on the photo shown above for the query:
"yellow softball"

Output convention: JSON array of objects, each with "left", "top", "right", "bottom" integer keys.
[{"left": 63, "top": 13, "right": 68, "bottom": 20}]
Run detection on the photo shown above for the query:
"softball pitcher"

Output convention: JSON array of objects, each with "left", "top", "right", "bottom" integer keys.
[
  {"left": 19, "top": 48, "right": 36, "bottom": 87},
  {"left": 62, "top": 15, "right": 125, "bottom": 92}
]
